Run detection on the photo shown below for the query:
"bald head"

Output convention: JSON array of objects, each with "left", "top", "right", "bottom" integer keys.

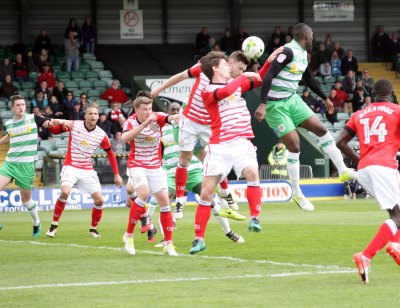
[
  {"left": 293, "top": 23, "right": 313, "bottom": 50},
  {"left": 373, "top": 79, "right": 393, "bottom": 102}
]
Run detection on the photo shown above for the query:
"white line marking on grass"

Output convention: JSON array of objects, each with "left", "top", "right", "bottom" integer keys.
[
  {"left": 0, "top": 239, "right": 353, "bottom": 271},
  {"left": 0, "top": 270, "right": 355, "bottom": 291}
]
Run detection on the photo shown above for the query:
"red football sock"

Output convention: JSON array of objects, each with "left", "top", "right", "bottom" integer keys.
[
  {"left": 160, "top": 209, "right": 174, "bottom": 242},
  {"left": 91, "top": 205, "right": 103, "bottom": 228},
  {"left": 194, "top": 204, "right": 212, "bottom": 239},
  {"left": 126, "top": 199, "right": 145, "bottom": 234},
  {"left": 220, "top": 178, "right": 229, "bottom": 190},
  {"left": 246, "top": 186, "right": 262, "bottom": 218},
  {"left": 363, "top": 219, "right": 397, "bottom": 259},
  {"left": 175, "top": 165, "right": 188, "bottom": 198},
  {"left": 52, "top": 198, "right": 67, "bottom": 222}
]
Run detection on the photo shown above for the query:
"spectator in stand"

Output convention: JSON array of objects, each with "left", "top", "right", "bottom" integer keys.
[
  {"left": 35, "top": 80, "right": 52, "bottom": 99},
  {"left": 97, "top": 113, "right": 112, "bottom": 138},
  {"left": 268, "top": 36, "right": 283, "bottom": 54},
  {"left": 78, "top": 93, "right": 89, "bottom": 112},
  {"left": 82, "top": 15, "right": 97, "bottom": 54},
  {"left": 301, "top": 88, "right": 326, "bottom": 114},
  {"left": 63, "top": 90, "right": 76, "bottom": 120},
  {"left": 388, "top": 32, "right": 400, "bottom": 66},
  {"left": 342, "top": 70, "right": 356, "bottom": 94},
  {"left": 108, "top": 101, "right": 128, "bottom": 136},
  {"left": 42, "top": 105, "right": 53, "bottom": 118},
  {"left": 333, "top": 80, "right": 350, "bottom": 102},
  {"left": 330, "top": 50, "right": 342, "bottom": 78},
  {"left": 48, "top": 95, "right": 65, "bottom": 119},
  {"left": 71, "top": 102, "right": 83, "bottom": 120},
  {"left": 35, "top": 48, "right": 52, "bottom": 70},
  {"left": 0, "top": 57, "right": 14, "bottom": 81},
  {"left": 315, "top": 42, "right": 330, "bottom": 68},
  {"left": 52, "top": 80, "right": 68, "bottom": 104},
  {"left": 371, "top": 25, "right": 390, "bottom": 61},
  {"left": 318, "top": 62, "right": 331, "bottom": 79},
  {"left": 64, "top": 30, "right": 80, "bottom": 73},
  {"left": 13, "top": 53, "right": 29, "bottom": 82},
  {"left": 34, "top": 30, "right": 52, "bottom": 54},
  {"left": 0, "top": 75, "right": 18, "bottom": 100},
  {"left": 284, "top": 34, "right": 292, "bottom": 44},
  {"left": 235, "top": 25, "right": 249, "bottom": 50},
  {"left": 31, "top": 91, "right": 48, "bottom": 113},
  {"left": 329, "top": 88, "right": 348, "bottom": 112},
  {"left": 270, "top": 25, "right": 285, "bottom": 46},
  {"left": 355, "top": 79, "right": 369, "bottom": 97},
  {"left": 212, "top": 42, "right": 221, "bottom": 52},
  {"left": 361, "top": 69, "right": 374, "bottom": 95},
  {"left": 332, "top": 41, "right": 345, "bottom": 59},
  {"left": 38, "top": 63, "right": 56, "bottom": 91},
  {"left": 363, "top": 95, "right": 372, "bottom": 108},
  {"left": 341, "top": 50, "right": 359, "bottom": 76},
  {"left": 111, "top": 131, "right": 127, "bottom": 153},
  {"left": 196, "top": 26, "right": 210, "bottom": 56},
  {"left": 100, "top": 80, "right": 129, "bottom": 106},
  {"left": 352, "top": 86, "right": 365, "bottom": 112},
  {"left": 324, "top": 33, "right": 334, "bottom": 52},
  {"left": 64, "top": 18, "right": 82, "bottom": 42},
  {"left": 287, "top": 26, "right": 294, "bottom": 39},
  {"left": 220, "top": 28, "right": 235, "bottom": 54},
  {"left": 26, "top": 49, "right": 39, "bottom": 73}
]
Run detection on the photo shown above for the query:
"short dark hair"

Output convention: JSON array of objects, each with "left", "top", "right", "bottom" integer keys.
[
  {"left": 135, "top": 90, "right": 151, "bottom": 99},
  {"left": 10, "top": 95, "right": 25, "bottom": 107},
  {"left": 200, "top": 51, "right": 228, "bottom": 81},
  {"left": 373, "top": 79, "right": 393, "bottom": 100},
  {"left": 293, "top": 23, "right": 312, "bottom": 41},
  {"left": 229, "top": 51, "right": 251, "bottom": 66},
  {"left": 134, "top": 96, "right": 153, "bottom": 109}
]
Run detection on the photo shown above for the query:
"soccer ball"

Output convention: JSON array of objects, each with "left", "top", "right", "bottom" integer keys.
[{"left": 242, "top": 36, "right": 265, "bottom": 60}]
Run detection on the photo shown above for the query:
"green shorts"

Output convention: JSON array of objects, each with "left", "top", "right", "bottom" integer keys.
[
  {"left": 0, "top": 161, "right": 34, "bottom": 190},
  {"left": 265, "top": 94, "right": 314, "bottom": 138},
  {"left": 167, "top": 168, "right": 203, "bottom": 196}
]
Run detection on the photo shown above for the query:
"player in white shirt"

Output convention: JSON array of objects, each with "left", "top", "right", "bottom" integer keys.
[
  {"left": 46, "top": 105, "right": 123, "bottom": 238},
  {"left": 121, "top": 96, "right": 179, "bottom": 256}
]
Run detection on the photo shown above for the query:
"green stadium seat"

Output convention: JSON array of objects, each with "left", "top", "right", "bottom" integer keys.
[
  {"left": 12, "top": 81, "right": 21, "bottom": 89},
  {"left": 40, "top": 140, "right": 56, "bottom": 152},
  {"left": 64, "top": 80, "right": 79, "bottom": 90},
  {"left": 87, "top": 88, "right": 102, "bottom": 97},
  {"left": 83, "top": 53, "right": 97, "bottom": 61},
  {"left": 71, "top": 71, "right": 85, "bottom": 81},
  {"left": 21, "top": 81, "right": 35, "bottom": 90},
  {"left": 85, "top": 70, "right": 99, "bottom": 81},
  {"left": 92, "top": 79, "right": 108, "bottom": 89},
  {"left": 79, "top": 61, "right": 91, "bottom": 72},
  {"left": 56, "top": 71, "right": 70, "bottom": 81},
  {"left": 29, "top": 72, "right": 39, "bottom": 80},
  {"left": 90, "top": 61, "right": 104, "bottom": 71},
  {"left": 78, "top": 79, "right": 93, "bottom": 89},
  {"left": 98, "top": 70, "right": 112, "bottom": 79}
]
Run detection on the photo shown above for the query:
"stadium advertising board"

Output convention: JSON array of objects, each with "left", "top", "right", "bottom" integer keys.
[
  {"left": 230, "top": 181, "right": 293, "bottom": 202},
  {"left": 146, "top": 78, "right": 196, "bottom": 102},
  {"left": 313, "top": 0, "right": 354, "bottom": 22}
]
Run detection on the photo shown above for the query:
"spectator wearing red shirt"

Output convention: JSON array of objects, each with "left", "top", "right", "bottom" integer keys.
[
  {"left": 38, "top": 63, "right": 56, "bottom": 91},
  {"left": 100, "top": 80, "right": 129, "bottom": 106}
]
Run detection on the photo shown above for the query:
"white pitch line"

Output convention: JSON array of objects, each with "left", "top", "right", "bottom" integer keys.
[
  {"left": 0, "top": 270, "right": 355, "bottom": 291},
  {"left": 0, "top": 239, "right": 354, "bottom": 271}
]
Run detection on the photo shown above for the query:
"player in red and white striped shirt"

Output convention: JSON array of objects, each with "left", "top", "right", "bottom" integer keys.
[
  {"left": 46, "top": 105, "right": 123, "bottom": 238},
  {"left": 121, "top": 96, "right": 179, "bottom": 256},
  {"left": 189, "top": 51, "right": 266, "bottom": 254},
  {"left": 150, "top": 51, "right": 260, "bottom": 213}
]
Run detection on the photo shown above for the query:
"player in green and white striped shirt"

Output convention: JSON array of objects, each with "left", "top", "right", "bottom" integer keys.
[{"left": 0, "top": 95, "right": 71, "bottom": 237}]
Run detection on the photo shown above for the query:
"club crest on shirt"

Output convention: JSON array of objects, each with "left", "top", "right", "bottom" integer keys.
[{"left": 77, "top": 140, "right": 91, "bottom": 151}]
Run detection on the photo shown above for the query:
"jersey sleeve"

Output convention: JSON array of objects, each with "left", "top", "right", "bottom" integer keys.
[
  {"left": 188, "top": 63, "right": 201, "bottom": 77},
  {"left": 100, "top": 134, "right": 112, "bottom": 151},
  {"left": 214, "top": 75, "right": 247, "bottom": 101},
  {"left": 156, "top": 112, "right": 169, "bottom": 127},
  {"left": 122, "top": 118, "right": 133, "bottom": 132},
  {"left": 201, "top": 87, "right": 217, "bottom": 108},
  {"left": 34, "top": 115, "right": 51, "bottom": 127}
]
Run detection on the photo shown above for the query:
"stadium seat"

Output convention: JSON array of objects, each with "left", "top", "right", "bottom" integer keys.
[
  {"left": 98, "top": 70, "right": 113, "bottom": 79},
  {"left": 78, "top": 79, "right": 92, "bottom": 89},
  {"left": 56, "top": 71, "right": 70, "bottom": 81},
  {"left": 337, "top": 112, "right": 350, "bottom": 121},
  {"left": 87, "top": 88, "right": 102, "bottom": 97},
  {"left": 71, "top": 71, "right": 85, "bottom": 81},
  {"left": 64, "top": 80, "right": 79, "bottom": 90},
  {"left": 12, "top": 81, "right": 21, "bottom": 89},
  {"left": 21, "top": 81, "right": 35, "bottom": 90},
  {"left": 90, "top": 61, "right": 105, "bottom": 71},
  {"left": 29, "top": 72, "right": 39, "bottom": 80},
  {"left": 40, "top": 140, "right": 56, "bottom": 152},
  {"left": 79, "top": 61, "right": 91, "bottom": 72},
  {"left": 83, "top": 53, "right": 97, "bottom": 61},
  {"left": 92, "top": 79, "right": 108, "bottom": 89},
  {"left": 85, "top": 70, "right": 99, "bottom": 81}
]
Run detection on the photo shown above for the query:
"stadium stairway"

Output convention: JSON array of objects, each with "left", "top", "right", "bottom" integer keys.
[
  {"left": 359, "top": 62, "right": 400, "bottom": 98},
  {"left": 0, "top": 132, "right": 43, "bottom": 188}
]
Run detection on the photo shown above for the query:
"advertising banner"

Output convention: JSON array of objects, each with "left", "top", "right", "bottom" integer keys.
[
  {"left": 145, "top": 78, "right": 196, "bottom": 103},
  {"left": 313, "top": 1, "right": 355, "bottom": 22}
]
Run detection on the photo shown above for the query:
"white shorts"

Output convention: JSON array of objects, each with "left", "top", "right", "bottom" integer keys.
[
  {"left": 179, "top": 114, "right": 211, "bottom": 152},
  {"left": 203, "top": 139, "right": 258, "bottom": 179},
  {"left": 358, "top": 165, "right": 400, "bottom": 210},
  {"left": 60, "top": 165, "right": 101, "bottom": 195},
  {"left": 127, "top": 167, "right": 167, "bottom": 194}
]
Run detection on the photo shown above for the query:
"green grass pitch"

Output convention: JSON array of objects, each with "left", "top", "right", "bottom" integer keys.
[{"left": 0, "top": 199, "right": 399, "bottom": 307}]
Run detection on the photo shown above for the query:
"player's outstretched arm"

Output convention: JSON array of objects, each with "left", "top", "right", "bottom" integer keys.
[
  {"left": 121, "top": 113, "right": 157, "bottom": 142},
  {"left": 150, "top": 70, "right": 190, "bottom": 98}
]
